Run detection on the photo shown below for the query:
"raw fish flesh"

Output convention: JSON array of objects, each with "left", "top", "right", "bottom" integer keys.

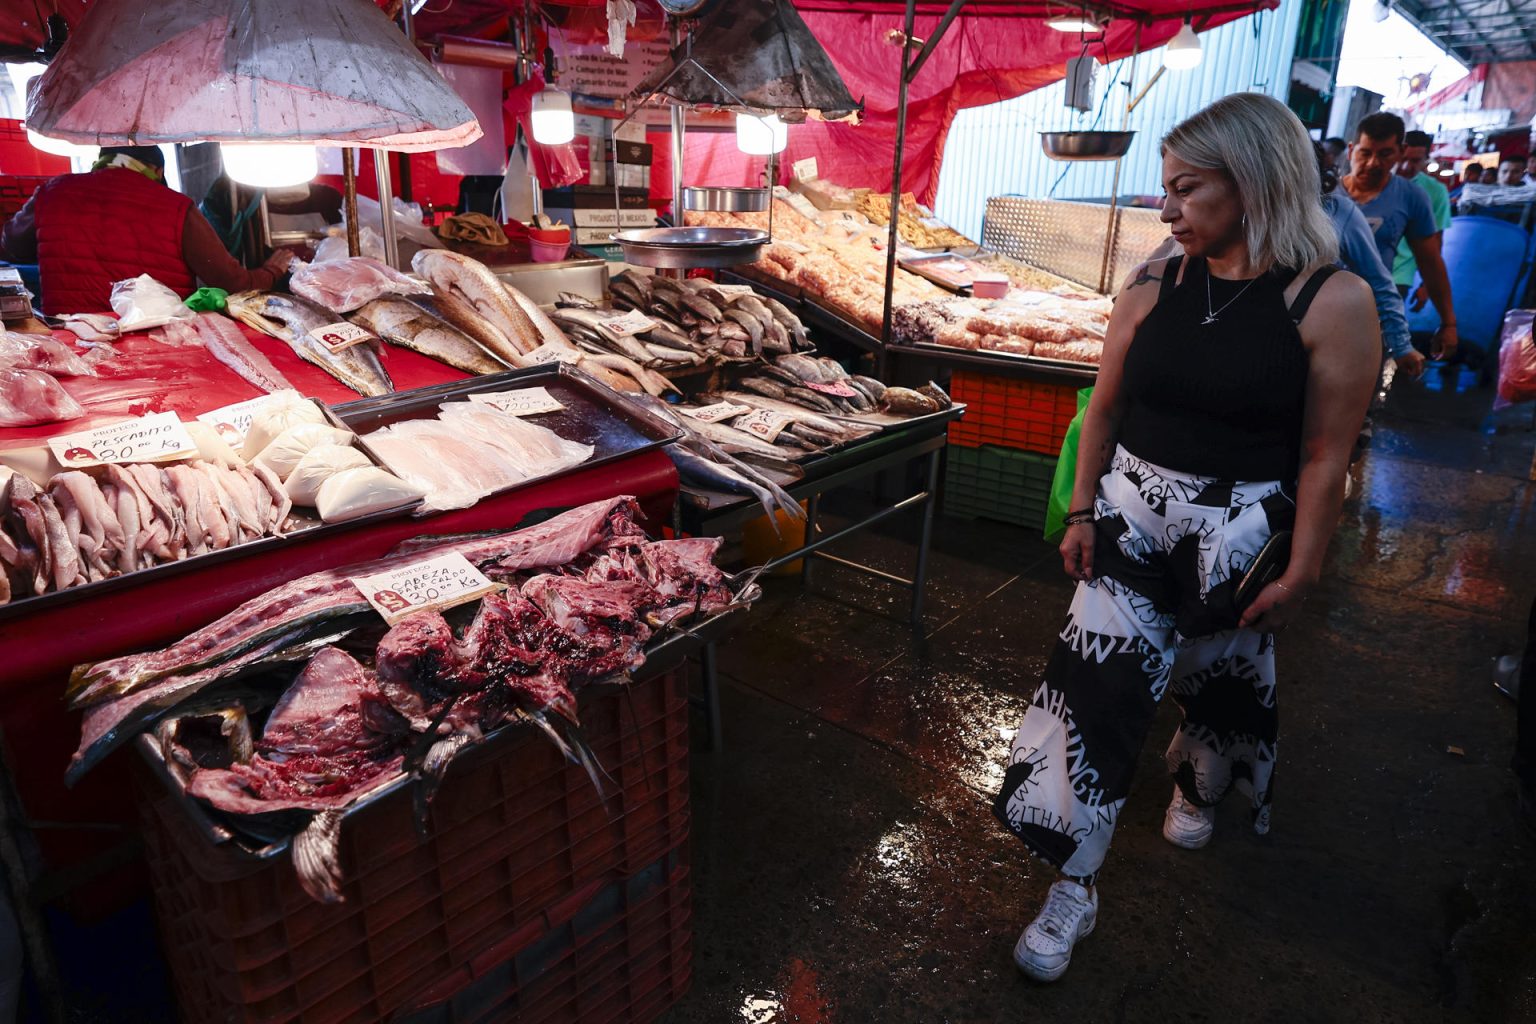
[
  {"left": 0, "top": 332, "right": 96, "bottom": 377},
  {"left": 189, "top": 314, "right": 295, "bottom": 393},
  {"left": 290, "top": 257, "right": 421, "bottom": 314},
  {"left": 0, "top": 367, "right": 82, "bottom": 426}
]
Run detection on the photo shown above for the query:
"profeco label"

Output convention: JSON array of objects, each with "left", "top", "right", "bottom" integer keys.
[
  {"left": 466, "top": 386, "right": 565, "bottom": 417},
  {"left": 196, "top": 393, "right": 286, "bottom": 447},
  {"left": 49, "top": 411, "right": 200, "bottom": 468},
  {"left": 349, "top": 551, "right": 501, "bottom": 625},
  {"left": 733, "top": 407, "right": 795, "bottom": 443},
  {"left": 307, "top": 322, "right": 372, "bottom": 353},
  {"left": 804, "top": 380, "right": 858, "bottom": 399},
  {"left": 599, "top": 309, "right": 657, "bottom": 338},
  {"left": 681, "top": 401, "right": 750, "bottom": 423},
  {"left": 523, "top": 343, "right": 583, "bottom": 366}
]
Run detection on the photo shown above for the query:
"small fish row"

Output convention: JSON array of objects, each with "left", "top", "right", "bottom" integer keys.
[
  {"left": 735, "top": 356, "right": 954, "bottom": 418},
  {"left": 0, "top": 459, "right": 290, "bottom": 604},
  {"left": 604, "top": 270, "right": 813, "bottom": 363}
]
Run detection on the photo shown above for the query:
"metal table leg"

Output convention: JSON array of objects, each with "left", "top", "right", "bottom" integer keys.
[
  {"left": 701, "top": 642, "right": 722, "bottom": 753},
  {"left": 801, "top": 494, "right": 820, "bottom": 588},
  {"left": 910, "top": 447, "right": 941, "bottom": 628}
]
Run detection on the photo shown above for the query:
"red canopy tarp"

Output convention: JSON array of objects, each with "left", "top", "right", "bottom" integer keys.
[{"left": 682, "top": 0, "right": 1276, "bottom": 206}]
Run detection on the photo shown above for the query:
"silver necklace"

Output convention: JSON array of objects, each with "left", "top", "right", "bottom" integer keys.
[{"left": 1203, "top": 269, "right": 1259, "bottom": 325}]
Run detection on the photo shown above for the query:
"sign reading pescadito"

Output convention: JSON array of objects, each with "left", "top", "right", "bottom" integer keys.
[
  {"left": 48, "top": 411, "right": 200, "bottom": 468},
  {"left": 349, "top": 551, "right": 501, "bottom": 625}
]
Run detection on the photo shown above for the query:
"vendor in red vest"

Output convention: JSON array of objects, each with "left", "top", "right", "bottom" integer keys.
[{"left": 0, "top": 145, "right": 294, "bottom": 315}]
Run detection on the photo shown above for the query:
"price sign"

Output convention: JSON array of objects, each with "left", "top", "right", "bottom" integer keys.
[
  {"left": 524, "top": 343, "right": 583, "bottom": 366},
  {"left": 681, "top": 401, "right": 750, "bottom": 423},
  {"left": 349, "top": 552, "right": 501, "bottom": 625},
  {"left": 196, "top": 393, "right": 286, "bottom": 447},
  {"left": 467, "top": 386, "right": 566, "bottom": 417},
  {"left": 733, "top": 407, "right": 795, "bottom": 443},
  {"left": 792, "top": 157, "right": 819, "bottom": 182},
  {"left": 598, "top": 309, "right": 657, "bottom": 338},
  {"left": 804, "top": 380, "right": 859, "bottom": 399},
  {"left": 307, "top": 322, "right": 373, "bottom": 354},
  {"left": 712, "top": 284, "right": 759, "bottom": 299},
  {"left": 49, "top": 411, "right": 200, "bottom": 468}
]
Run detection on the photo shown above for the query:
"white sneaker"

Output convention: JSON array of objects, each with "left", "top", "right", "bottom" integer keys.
[
  {"left": 1013, "top": 880, "right": 1098, "bottom": 982},
  {"left": 1162, "top": 787, "right": 1215, "bottom": 849}
]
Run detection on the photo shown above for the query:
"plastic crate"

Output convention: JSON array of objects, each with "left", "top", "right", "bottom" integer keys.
[
  {"left": 401, "top": 852, "right": 692, "bottom": 1024},
  {"left": 947, "top": 371, "right": 1079, "bottom": 454},
  {"left": 138, "top": 669, "right": 691, "bottom": 1024},
  {"left": 945, "top": 444, "right": 1056, "bottom": 529}
]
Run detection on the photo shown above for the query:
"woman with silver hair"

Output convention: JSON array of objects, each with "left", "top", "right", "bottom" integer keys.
[{"left": 994, "top": 93, "right": 1379, "bottom": 981}]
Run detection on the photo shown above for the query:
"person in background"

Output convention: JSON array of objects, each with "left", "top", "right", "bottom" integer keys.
[
  {"left": 0, "top": 146, "right": 294, "bottom": 315},
  {"left": 1524, "top": 155, "right": 1536, "bottom": 185},
  {"left": 1448, "top": 163, "right": 1483, "bottom": 205},
  {"left": 1342, "top": 113, "right": 1457, "bottom": 363},
  {"left": 1498, "top": 158, "right": 1528, "bottom": 186},
  {"left": 1315, "top": 141, "right": 1420, "bottom": 378},
  {"left": 1391, "top": 130, "right": 1451, "bottom": 315},
  {"left": 1322, "top": 136, "right": 1348, "bottom": 172},
  {"left": 997, "top": 93, "right": 1379, "bottom": 983},
  {"left": 1482, "top": 166, "right": 1499, "bottom": 184}
]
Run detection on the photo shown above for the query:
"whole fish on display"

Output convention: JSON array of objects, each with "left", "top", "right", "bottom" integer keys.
[
  {"left": 411, "top": 249, "right": 542, "bottom": 363},
  {"left": 225, "top": 292, "right": 394, "bottom": 397},
  {"left": 348, "top": 297, "right": 506, "bottom": 375}
]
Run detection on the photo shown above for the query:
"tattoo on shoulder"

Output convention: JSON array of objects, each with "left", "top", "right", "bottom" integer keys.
[{"left": 1128, "top": 264, "right": 1162, "bottom": 289}]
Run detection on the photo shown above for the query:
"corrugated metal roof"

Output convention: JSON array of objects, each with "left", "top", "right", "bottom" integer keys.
[{"left": 934, "top": 1, "right": 1305, "bottom": 243}]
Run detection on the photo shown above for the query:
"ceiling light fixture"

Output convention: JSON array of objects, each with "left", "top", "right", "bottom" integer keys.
[{"left": 1163, "top": 18, "right": 1203, "bottom": 70}]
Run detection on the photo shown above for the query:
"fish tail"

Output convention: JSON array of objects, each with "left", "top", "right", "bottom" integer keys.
[{"left": 292, "top": 809, "right": 346, "bottom": 905}]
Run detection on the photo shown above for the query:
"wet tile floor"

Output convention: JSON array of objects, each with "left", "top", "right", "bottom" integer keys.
[{"left": 661, "top": 368, "right": 1536, "bottom": 1024}]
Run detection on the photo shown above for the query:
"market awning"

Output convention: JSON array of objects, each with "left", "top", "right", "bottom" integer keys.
[{"left": 1392, "top": 0, "right": 1536, "bottom": 66}]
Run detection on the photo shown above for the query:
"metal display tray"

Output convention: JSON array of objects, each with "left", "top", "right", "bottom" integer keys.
[
  {"left": 134, "top": 598, "right": 753, "bottom": 857},
  {"left": 0, "top": 398, "right": 421, "bottom": 624},
  {"left": 897, "top": 252, "right": 986, "bottom": 292},
  {"left": 902, "top": 341, "right": 1099, "bottom": 382},
  {"left": 332, "top": 363, "right": 683, "bottom": 509}
]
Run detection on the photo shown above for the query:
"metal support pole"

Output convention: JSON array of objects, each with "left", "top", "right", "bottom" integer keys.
[
  {"left": 374, "top": 148, "right": 401, "bottom": 269},
  {"left": 342, "top": 148, "right": 360, "bottom": 257},
  {"left": 1097, "top": 22, "right": 1143, "bottom": 295},
  {"left": 910, "top": 447, "right": 941, "bottom": 628},
  {"left": 879, "top": 0, "right": 918, "bottom": 374},
  {"left": 669, "top": 21, "right": 687, "bottom": 227}
]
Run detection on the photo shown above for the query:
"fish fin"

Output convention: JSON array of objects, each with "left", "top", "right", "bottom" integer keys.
[{"left": 292, "top": 810, "right": 346, "bottom": 905}]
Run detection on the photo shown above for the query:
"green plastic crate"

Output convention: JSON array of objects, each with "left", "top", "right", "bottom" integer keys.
[{"left": 944, "top": 445, "right": 1057, "bottom": 529}]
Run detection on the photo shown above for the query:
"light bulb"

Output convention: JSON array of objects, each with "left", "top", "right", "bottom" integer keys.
[
  {"left": 735, "top": 113, "right": 787, "bottom": 155},
  {"left": 1427, "top": 161, "right": 1440, "bottom": 172},
  {"left": 530, "top": 88, "right": 575, "bottom": 145},
  {"left": 1163, "top": 20, "right": 1202, "bottom": 70},
  {"left": 1046, "top": 16, "right": 1101, "bottom": 31},
  {"left": 25, "top": 127, "right": 86, "bottom": 159},
  {"left": 220, "top": 143, "right": 319, "bottom": 188}
]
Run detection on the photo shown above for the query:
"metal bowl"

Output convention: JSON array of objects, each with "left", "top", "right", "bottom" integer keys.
[
  {"left": 613, "top": 226, "right": 770, "bottom": 269},
  {"left": 1040, "top": 131, "right": 1136, "bottom": 161},
  {"left": 682, "top": 186, "right": 770, "bottom": 212}
]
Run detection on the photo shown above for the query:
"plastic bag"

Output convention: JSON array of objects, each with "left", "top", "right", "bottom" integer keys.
[
  {"left": 314, "top": 225, "right": 384, "bottom": 264},
  {"left": 109, "top": 274, "right": 195, "bottom": 332},
  {"left": 242, "top": 392, "right": 328, "bottom": 459},
  {"left": 315, "top": 467, "right": 424, "bottom": 522},
  {"left": 1496, "top": 311, "right": 1536, "bottom": 409},
  {"left": 184, "top": 287, "right": 228, "bottom": 312},
  {"left": 347, "top": 195, "right": 443, "bottom": 251},
  {"left": 284, "top": 443, "right": 370, "bottom": 505},
  {"left": 1043, "top": 387, "right": 1093, "bottom": 543},
  {"left": 289, "top": 257, "right": 419, "bottom": 313}
]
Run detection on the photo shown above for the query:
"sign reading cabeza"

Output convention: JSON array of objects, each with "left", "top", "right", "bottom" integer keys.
[{"left": 350, "top": 551, "right": 502, "bottom": 625}]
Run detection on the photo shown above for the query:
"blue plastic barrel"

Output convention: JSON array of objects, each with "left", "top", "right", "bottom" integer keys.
[{"left": 1407, "top": 215, "right": 1534, "bottom": 357}]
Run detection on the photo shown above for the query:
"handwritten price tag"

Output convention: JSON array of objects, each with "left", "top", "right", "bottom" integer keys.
[
  {"left": 196, "top": 394, "right": 285, "bottom": 447},
  {"left": 733, "top": 407, "right": 795, "bottom": 443},
  {"left": 681, "top": 401, "right": 750, "bottom": 423},
  {"left": 792, "top": 157, "right": 819, "bottom": 181},
  {"left": 49, "top": 411, "right": 200, "bottom": 468},
  {"left": 467, "top": 386, "right": 566, "bottom": 417},
  {"left": 599, "top": 309, "right": 656, "bottom": 338},
  {"left": 523, "top": 343, "right": 583, "bottom": 366},
  {"left": 307, "top": 322, "right": 372, "bottom": 354},
  {"left": 712, "top": 284, "right": 759, "bottom": 299},
  {"left": 350, "top": 551, "right": 501, "bottom": 625},
  {"left": 805, "top": 379, "right": 859, "bottom": 399}
]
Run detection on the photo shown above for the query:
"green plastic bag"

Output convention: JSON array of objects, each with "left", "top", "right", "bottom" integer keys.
[
  {"left": 184, "top": 286, "right": 228, "bottom": 312},
  {"left": 1043, "top": 387, "right": 1094, "bottom": 543}
]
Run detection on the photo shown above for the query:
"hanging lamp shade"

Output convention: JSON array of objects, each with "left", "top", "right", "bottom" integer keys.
[{"left": 26, "top": 0, "right": 482, "bottom": 152}]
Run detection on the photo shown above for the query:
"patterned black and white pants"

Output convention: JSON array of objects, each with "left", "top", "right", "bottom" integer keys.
[{"left": 993, "top": 447, "right": 1296, "bottom": 883}]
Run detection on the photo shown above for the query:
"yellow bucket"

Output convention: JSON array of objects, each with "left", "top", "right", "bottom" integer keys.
[{"left": 740, "top": 501, "right": 809, "bottom": 576}]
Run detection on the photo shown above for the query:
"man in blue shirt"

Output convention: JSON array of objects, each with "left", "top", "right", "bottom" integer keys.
[{"left": 1342, "top": 112, "right": 1457, "bottom": 363}]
